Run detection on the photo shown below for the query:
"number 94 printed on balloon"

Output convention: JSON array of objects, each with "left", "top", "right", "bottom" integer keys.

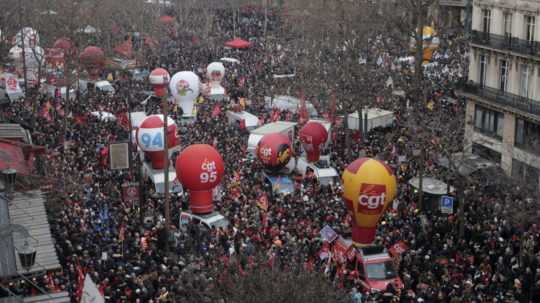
[
  {"left": 200, "top": 160, "right": 217, "bottom": 183},
  {"left": 138, "top": 130, "right": 164, "bottom": 151}
]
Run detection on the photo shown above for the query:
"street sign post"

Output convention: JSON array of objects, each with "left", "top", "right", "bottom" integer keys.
[{"left": 440, "top": 195, "right": 454, "bottom": 214}]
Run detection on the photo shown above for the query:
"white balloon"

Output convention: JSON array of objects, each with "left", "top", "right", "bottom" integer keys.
[
  {"left": 206, "top": 62, "right": 225, "bottom": 96},
  {"left": 169, "top": 71, "right": 200, "bottom": 117},
  {"left": 14, "top": 27, "right": 39, "bottom": 48}
]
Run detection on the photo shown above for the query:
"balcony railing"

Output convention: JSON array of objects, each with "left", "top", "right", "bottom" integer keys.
[
  {"left": 439, "top": 0, "right": 466, "bottom": 7},
  {"left": 461, "top": 83, "right": 540, "bottom": 117},
  {"left": 471, "top": 30, "right": 540, "bottom": 58}
]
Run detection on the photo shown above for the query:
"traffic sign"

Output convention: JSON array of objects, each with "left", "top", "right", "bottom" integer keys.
[{"left": 440, "top": 195, "right": 454, "bottom": 214}]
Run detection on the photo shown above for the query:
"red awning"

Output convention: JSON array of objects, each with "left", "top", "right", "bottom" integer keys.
[
  {"left": 0, "top": 139, "right": 45, "bottom": 176},
  {"left": 225, "top": 38, "right": 251, "bottom": 49}
]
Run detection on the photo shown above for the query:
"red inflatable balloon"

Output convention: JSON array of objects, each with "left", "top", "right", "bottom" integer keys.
[
  {"left": 256, "top": 133, "right": 292, "bottom": 172},
  {"left": 53, "top": 38, "right": 74, "bottom": 57},
  {"left": 136, "top": 115, "right": 177, "bottom": 169},
  {"left": 176, "top": 144, "right": 224, "bottom": 214},
  {"left": 80, "top": 46, "right": 105, "bottom": 80},
  {"left": 299, "top": 121, "right": 328, "bottom": 162}
]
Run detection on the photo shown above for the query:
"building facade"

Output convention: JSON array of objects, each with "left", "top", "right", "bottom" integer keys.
[
  {"left": 460, "top": 0, "right": 540, "bottom": 189},
  {"left": 437, "top": 0, "right": 467, "bottom": 28}
]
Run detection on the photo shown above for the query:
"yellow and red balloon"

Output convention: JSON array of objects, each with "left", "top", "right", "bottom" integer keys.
[{"left": 342, "top": 158, "right": 397, "bottom": 246}]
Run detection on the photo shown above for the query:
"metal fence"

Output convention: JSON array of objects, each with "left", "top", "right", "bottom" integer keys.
[
  {"left": 471, "top": 30, "right": 540, "bottom": 57},
  {"left": 462, "top": 83, "right": 540, "bottom": 117}
]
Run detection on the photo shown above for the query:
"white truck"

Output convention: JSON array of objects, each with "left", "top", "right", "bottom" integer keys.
[
  {"left": 264, "top": 95, "right": 318, "bottom": 117},
  {"left": 247, "top": 121, "right": 296, "bottom": 155},
  {"left": 226, "top": 110, "right": 260, "bottom": 130},
  {"left": 347, "top": 108, "right": 395, "bottom": 132},
  {"left": 295, "top": 155, "right": 340, "bottom": 186}
]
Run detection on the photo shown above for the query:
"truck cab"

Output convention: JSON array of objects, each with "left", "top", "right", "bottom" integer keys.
[
  {"left": 295, "top": 155, "right": 339, "bottom": 186},
  {"left": 356, "top": 246, "right": 403, "bottom": 294}
]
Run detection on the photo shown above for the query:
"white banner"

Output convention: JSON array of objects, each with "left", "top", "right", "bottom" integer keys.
[{"left": 81, "top": 274, "right": 104, "bottom": 303}]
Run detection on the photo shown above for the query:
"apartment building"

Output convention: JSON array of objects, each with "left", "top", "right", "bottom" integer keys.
[{"left": 459, "top": 0, "right": 540, "bottom": 189}]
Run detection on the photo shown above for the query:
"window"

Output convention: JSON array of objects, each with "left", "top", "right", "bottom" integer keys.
[
  {"left": 482, "top": 9, "right": 491, "bottom": 34},
  {"left": 512, "top": 159, "right": 540, "bottom": 189},
  {"left": 474, "top": 105, "right": 504, "bottom": 138},
  {"left": 472, "top": 143, "right": 502, "bottom": 163},
  {"left": 479, "top": 54, "right": 487, "bottom": 87},
  {"left": 515, "top": 118, "right": 540, "bottom": 154},
  {"left": 503, "top": 12, "right": 512, "bottom": 37},
  {"left": 365, "top": 261, "right": 398, "bottom": 280},
  {"left": 499, "top": 60, "right": 508, "bottom": 92},
  {"left": 520, "top": 64, "right": 530, "bottom": 98},
  {"left": 525, "top": 15, "right": 535, "bottom": 43}
]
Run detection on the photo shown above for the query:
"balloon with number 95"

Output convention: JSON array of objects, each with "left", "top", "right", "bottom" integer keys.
[{"left": 176, "top": 144, "right": 224, "bottom": 214}]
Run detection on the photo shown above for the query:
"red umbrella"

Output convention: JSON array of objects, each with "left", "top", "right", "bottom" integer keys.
[{"left": 225, "top": 38, "right": 251, "bottom": 49}]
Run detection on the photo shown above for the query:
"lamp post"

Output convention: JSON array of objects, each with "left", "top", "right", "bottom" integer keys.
[
  {"left": 2, "top": 168, "right": 17, "bottom": 194},
  {"left": 149, "top": 68, "right": 171, "bottom": 252}
]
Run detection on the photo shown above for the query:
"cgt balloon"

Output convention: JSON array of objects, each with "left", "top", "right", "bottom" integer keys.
[
  {"left": 342, "top": 158, "right": 397, "bottom": 246},
  {"left": 256, "top": 133, "right": 292, "bottom": 173},
  {"left": 176, "top": 144, "right": 224, "bottom": 214}
]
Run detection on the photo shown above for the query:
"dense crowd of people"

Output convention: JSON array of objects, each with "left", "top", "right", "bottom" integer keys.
[{"left": 1, "top": 6, "right": 540, "bottom": 303}]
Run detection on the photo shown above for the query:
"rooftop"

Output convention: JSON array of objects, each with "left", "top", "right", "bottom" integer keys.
[{"left": 0, "top": 190, "right": 61, "bottom": 278}]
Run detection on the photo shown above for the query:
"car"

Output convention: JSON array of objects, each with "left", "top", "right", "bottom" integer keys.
[
  {"left": 179, "top": 211, "right": 230, "bottom": 230},
  {"left": 356, "top": 246, "right": 404, "bottom": 294}
]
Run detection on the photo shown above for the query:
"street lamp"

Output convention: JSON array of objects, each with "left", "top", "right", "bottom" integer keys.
[
  {"left": 0, "top": 224, "right": 36, "bottom": 270},
  {"left": 18, "top": 240, "right": 36, "bottom": 271},
  {"left": 149, "top": 67, "right": 171, "bottom": 252},
  {"left": 2, "top": 168, "right": 17, "bottom": 193}
]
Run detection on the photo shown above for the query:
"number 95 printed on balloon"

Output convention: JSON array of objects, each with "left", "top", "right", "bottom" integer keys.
[{"left": 200, "top": 160, "right": 218, "bottom": 183}]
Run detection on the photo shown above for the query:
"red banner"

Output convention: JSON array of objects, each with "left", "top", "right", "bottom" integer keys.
[
  {"left": 332, "top": 237, "right": 350, "bottom": 264},
  {"left": 122, "top": 182, "right": 139, "bottom": 206}
]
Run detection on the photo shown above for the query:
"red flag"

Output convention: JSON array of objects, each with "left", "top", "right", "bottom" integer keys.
[
  {"left": 389, "top": 240, "right": 408, "bottom": 257},
  {"left": 119, "top": 224, "right": 126, "bottom": 241},
  {"left": 55, "top": 102, "right": 65, "bottom": 117},
  {"left": 40, "top": 101, "right": 53, "bottom": 121},
  {"left": 74, "top": 115, "right": 86, "bottom": 125},
  {"left": 117, "top": 112, "right": 130, "bottom": 130},
  {"left": 47, "top": 272, "right": 60, "bottom": 292},
  {"left": 212, "top": 103, "right": 221, "bottom": 118},
  {"left": 329, "top": 92, "right": 337, "bottom": 124},
  {"left": 75, "top": 260, "right": 85, "bottom": 301},
  {"left": 285, "top": 111, "right": 293, "bottom": 122},
  {"left": 271, "top": 109, "right": 280, "bottom": 122},
  {"left": 298, "top": 95, "right": 309, "bottom": 124},
  {"left": 239, "top": 119, "right": 246, "bottom": 129},
  {"left": 305, "top": 257, "right": 314, "bottom": 272},
  {"left": 239, "top": 76, "right": 246, "bottom": 88},
  {"left": 100, "top": 146, "right": 109, "bottom": 168},
  {"left": 114, "top": 36, "right": 133, "bottom": 58},
  {"left": 144, "top": 36, "right": 159, "bottom": 49}
]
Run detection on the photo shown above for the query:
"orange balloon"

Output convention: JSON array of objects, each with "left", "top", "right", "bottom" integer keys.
[{"left": 342, "top": 158, "right": 397, "bottom": 245}]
